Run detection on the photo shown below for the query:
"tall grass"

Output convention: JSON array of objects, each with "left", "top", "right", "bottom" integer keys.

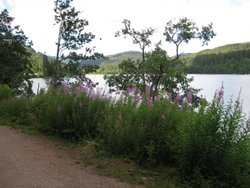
[{"left": 0, "top": 83, "right": 249, "bottom": 187}]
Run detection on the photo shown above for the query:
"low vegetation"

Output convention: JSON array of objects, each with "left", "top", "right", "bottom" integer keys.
[{"left": 1, "top": 82, "right": 249, "bottom": 187}]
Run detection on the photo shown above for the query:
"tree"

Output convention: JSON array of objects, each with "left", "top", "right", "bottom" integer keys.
[
  {"left": 105, "top": 18, "right": 215, "bottom": 103},
  {"left": 164, "top": 17, "right": 216, "bottom": 58},
  {"left": 0, "top": 9, "right": 33, "bottom": 95},
  {"left": 115, "top": 19, "right": 155, "bottom": 91},
  {"left": 53, "top": 0, "right": 102, "bottom": 82}
]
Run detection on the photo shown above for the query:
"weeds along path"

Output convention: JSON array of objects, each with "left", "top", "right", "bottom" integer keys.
[{"left": 0, "top": 126, "right": 142, "bottom": 188}]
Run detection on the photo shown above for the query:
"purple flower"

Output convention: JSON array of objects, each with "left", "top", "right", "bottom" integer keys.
[
  {"left": 175, "top": 94, "right": 182, "bottom": 103},
  {"left": 167, "top": 92, "right": 172, "bottom": 100},
  {"left": 147, "top": 99, "right": 153, "bottom": 107},
  {"left": 187, "top": 92, "right": 192, "bottom": 103},
  {"left": 133, "top": 95, "right": 141, "bottom": 104},
  {"left": 218, "top": 89, "right": 224, "bottom": 99},
  {"left": 61, "top": 82, "right": 69, "bottom": 91},
  {"left": 127, "top": 87, "right": 137, "bottom": 95},
  {"left": 155, "top": 95, "right": 161, "bottom": 101}
]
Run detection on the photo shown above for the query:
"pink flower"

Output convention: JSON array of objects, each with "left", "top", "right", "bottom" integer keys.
[
  {"left": 187, "top": 92, "right": 192, "bottom": 103},
  {"left": 175, "top": 94, "right": 182, "bottom": 103},
  {"left": 61, "top": 82, "right": 69, "bottom": 91},
  {"left": 167, "top": 92, "right": 172, "bottom": 100},
  {"left": 218, "top": 89, "right": 224, "bottom": 99},
  {"left": 133, "top": 95, "right": 141, "bottom": 104},
  {"left": 147, "top": 99, "right": 153, "bottom": 107},
  {"left": 145, "top": 85, "right": 151, "bottom": 96},
  {"left": 155, "top": 95, "right": 161, "bottom": 101}
]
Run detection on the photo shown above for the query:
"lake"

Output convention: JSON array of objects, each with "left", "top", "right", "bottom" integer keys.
[{"left": 32, "top": 74, "right": 250, "bottom": 115}]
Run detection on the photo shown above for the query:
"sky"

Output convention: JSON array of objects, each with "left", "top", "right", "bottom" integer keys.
[{"left": 1, "top": 0, "right": 250, "bottom": 56}]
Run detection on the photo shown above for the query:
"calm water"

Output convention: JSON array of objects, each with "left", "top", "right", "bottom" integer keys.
[{"left": 32, "top": 74, "right": 250, "bottom": 115}]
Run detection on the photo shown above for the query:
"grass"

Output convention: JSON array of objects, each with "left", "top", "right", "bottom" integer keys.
[{"left": 1, "top": 84, "right": 249, "bottom": 187}]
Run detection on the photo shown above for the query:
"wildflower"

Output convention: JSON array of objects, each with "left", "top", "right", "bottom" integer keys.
[
  {"left": 145, "top": 85, "right": 151, "bottom": 96},
  {"left": 175, "top": 94, "right": 182, "bottom": 103},
  {"left": 167, "top": 92, "right": 172, "bottom": 100},
  {"left": 133, "top": 95, "right": 141, "bottom": 104},
  {"left": 218, "top": 89, "right": 224, "bottom": 99},
  {"left": 187, "top": 92, "right": 192, "bottom": 103},
  {"left": 155, "top": 95, "right": 161, "bottom": 101},
  {"left": 127, "top": 87, "right": 136, "bottom": 95},
  {"left": 216, "top": 85, "right": 224, "bottom": 102},
  {"left": 61, "top": 82, "right": 69, "bottom": 91},
  {"left": 147, "top": 99, "right": 153, "bottom": 107}
]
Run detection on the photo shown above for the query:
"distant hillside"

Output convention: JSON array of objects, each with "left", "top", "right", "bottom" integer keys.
[
  {"left": 185, "top": 42, "right": 250, "bottom": 74},
  {"left": 28, "top": 49, "right": 142, "bottom": 76},
  {"left": 197, "top": 42, "right": 250, "bottom": 55},
  {"left": 81, "top": 51, "right": 141, "bottom": 65}
]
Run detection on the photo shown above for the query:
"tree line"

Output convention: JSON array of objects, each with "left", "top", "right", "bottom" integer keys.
[{"left": 185, "top": 48, "right": 250, "bottom": 74}]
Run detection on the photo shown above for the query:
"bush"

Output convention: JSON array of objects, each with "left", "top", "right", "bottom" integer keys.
[
  {"left": 174, "top": 93, "right": 250, "bottom": 187},
  {"left": 100, "top": 98, "right": 189, "bottom": 165},
  {"left": 31, "top": 88, "right": 111, "bottom": 140},
  {"left": 0, "top": 84, "right": 249, "bottom": 187},
  {"left": 0, "top": 84, "right": 12, "bottom": 101},
  {"left": 0, "top": 97, "right": 31, "bottom": 124}
]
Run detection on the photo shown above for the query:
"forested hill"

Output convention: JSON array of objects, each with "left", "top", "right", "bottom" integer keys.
[
  {"left": 185, "top": 42, "right": 250, "bottom": 74},
  {"left": 81, "top": 51, "right": 141, "bottom": 65},
  {"left": 30, "top": 42, "right": 250, "bottom": 75}
]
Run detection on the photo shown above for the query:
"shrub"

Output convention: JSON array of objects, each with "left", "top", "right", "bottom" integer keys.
[
  {"left": 0, "top": 97, "right": 31, "bottom": 124},
  {"left": 100, "top": 98, "right": 190, "bottom": 165},
  {"left": 0, "top": 84, "right": 12, "bottom": 101},
  {"left": 31, "top": 88, "right": 111, "bottom": 140},
  {"left": 174, "top": 91, "right": 250, "bottom": 187}
]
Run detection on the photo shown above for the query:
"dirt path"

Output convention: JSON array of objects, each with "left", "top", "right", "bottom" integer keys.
[{"left": 0, "top": 126, "right": 143, "bottom": 188}]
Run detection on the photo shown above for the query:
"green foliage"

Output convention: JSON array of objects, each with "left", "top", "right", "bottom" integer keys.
[
  {"left": 106, "top": 18, "right": 215, "bottom": 101},
  {"left": 97, "top": 63, "right": 121, "bottom": 74},
  {"left": 0, "top": 9, "right": 33, "bottom": 95},
  {"left": 0, "top": 86, "right": 249, "bottom": 187},
  {"left": 31, "top": 88, "right": 110, "bottom": 140},
  {"left": 185, "top": 47, "right": 250, "bottom": 74},
  {"left": 54, "top": 0, "right": 103, "bottom": 81},
  {"left": 100, "top": 99, "right": 186, "bottom": 165},
  {"left": 0, "top": 84, "right": 12, "bottom": 101},
  {"left": 164, "top": 17, "right": 216, "bottom": 57},
  {"left": 0, "top": 97, "right": 31, "bottom": 125},
  {"left": 174, "top": 95, "right": 250, "bottom": 187}
]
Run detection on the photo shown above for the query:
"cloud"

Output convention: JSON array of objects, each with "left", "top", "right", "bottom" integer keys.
[{"left": 2, "top": 0, "right": 250, "bottom": 56}]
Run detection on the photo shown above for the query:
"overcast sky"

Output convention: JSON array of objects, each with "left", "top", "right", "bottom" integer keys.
[{"left": 1, "top": 0, "right": 250, "bottom": 56}]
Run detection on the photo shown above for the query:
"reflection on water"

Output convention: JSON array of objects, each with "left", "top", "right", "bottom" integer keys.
[{"left": 31, "top": 74, "right": 250, "bottom": 115}]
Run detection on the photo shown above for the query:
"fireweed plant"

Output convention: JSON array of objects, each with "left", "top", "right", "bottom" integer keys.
[{"left": 0, "top": 81, "right": 249, "bottom": 187}]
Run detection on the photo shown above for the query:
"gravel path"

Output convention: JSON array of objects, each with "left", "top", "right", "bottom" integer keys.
[{"left": 0, "top": 126, "right": 143, "bottom": 188}]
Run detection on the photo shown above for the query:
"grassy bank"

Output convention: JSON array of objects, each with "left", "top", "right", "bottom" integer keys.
[{"left": 0, "top": 83, "right": 250, "bottom": 187}]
